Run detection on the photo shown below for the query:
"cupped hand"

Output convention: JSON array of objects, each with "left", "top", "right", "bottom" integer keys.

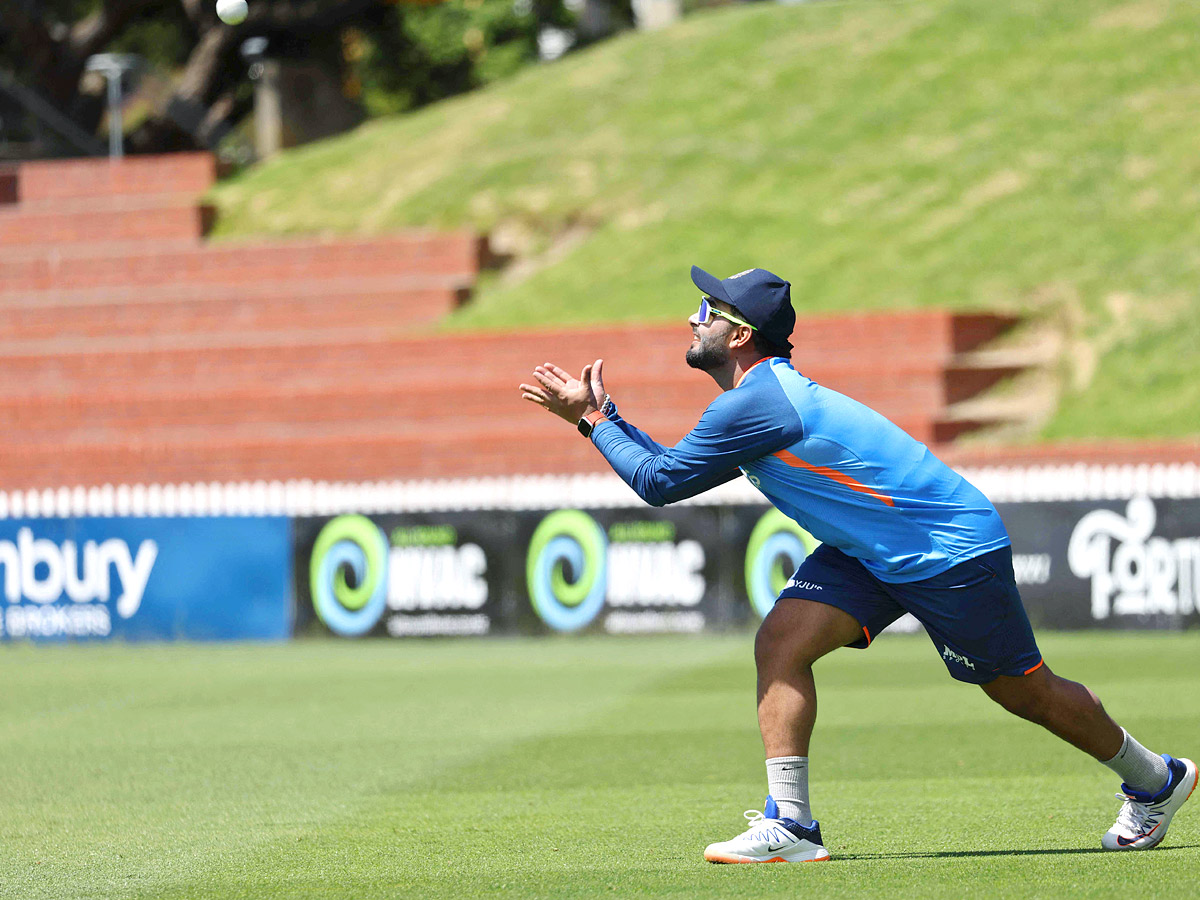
[{"left": 519, "top": 362, "right": 599, "bottom": 424}]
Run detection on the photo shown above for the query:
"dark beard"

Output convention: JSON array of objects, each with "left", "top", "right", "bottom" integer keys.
[{"left": 685, "top": 339, "right": 729, "bottom": 371}]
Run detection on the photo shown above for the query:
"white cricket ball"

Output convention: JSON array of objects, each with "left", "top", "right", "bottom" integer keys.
[{"left": 216, "top": 0, "right": 248, "bottom": 25}]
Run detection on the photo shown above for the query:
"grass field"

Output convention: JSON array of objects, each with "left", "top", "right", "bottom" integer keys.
[
  {"left": 209, "top": 0, "right": 1200, "bottom": 440},
  {"left": 3, "top": 632, "right": 1198, "bottom": 899}
]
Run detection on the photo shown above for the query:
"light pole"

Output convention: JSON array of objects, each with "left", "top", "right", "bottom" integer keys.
[{"left": 84, "top": 53, "right": 143, "bottom": 159}]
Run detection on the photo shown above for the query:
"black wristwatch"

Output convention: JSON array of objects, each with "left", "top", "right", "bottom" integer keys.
[{"left": 577, "top": 409, "right": 604, "bottom": 438}]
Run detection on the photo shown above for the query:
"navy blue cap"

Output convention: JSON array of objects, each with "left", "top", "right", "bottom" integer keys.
[{"left": 690, "top": 265, "right": 794, "bottom": 352}]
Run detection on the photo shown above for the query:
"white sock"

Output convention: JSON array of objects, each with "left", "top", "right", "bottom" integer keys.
[
  {"left": 766, "top": 756, "right": 811, "bottom": 824},
  {"left": 1103, "top": 729, "right": 1169, "bottom": 794}
]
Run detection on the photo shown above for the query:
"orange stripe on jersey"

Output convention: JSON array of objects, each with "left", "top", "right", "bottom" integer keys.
[
  {"left": 771, "top": 449, "right": 896, "bottom": 508},
  {"left": 733, "top": 357, "right": 773, "bottom": 389},
  {"left": 1023, "top": 659, "right": 1045, "bottom": 675}
]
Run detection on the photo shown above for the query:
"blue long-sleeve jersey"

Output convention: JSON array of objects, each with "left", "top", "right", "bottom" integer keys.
[{"left": 591, "top": 357, "right": 1009, "bottom": 583}]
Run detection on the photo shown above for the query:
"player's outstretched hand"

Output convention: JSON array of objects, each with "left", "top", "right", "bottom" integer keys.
[{"left": 519, "top": 362, "right": 598, "bottom": 424}]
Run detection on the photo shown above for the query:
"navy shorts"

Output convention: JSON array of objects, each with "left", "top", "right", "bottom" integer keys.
[{"left": 776, "top": 544, "right": 1043, "bottom": 684}]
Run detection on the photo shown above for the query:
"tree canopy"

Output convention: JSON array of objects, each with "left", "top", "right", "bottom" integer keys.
[{"left": 1, "top": 0, "right": 580, "bottom": 156}]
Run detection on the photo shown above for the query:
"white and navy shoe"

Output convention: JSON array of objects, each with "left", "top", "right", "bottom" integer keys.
[
  {"left": 1102, "top": 755, "right": 1198, "bottom": 850},
  {"left": 704, "top": 795, "right": 830, "bottom": 864}
]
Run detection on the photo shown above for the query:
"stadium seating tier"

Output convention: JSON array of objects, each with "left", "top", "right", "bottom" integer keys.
[{"left": 0, "top": 153, "right": 1045, "bottom": 490}]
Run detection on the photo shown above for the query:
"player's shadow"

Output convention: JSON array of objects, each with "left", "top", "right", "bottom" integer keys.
[{"left": 838, "top": 844, "right": 1199, "bottom": 860}]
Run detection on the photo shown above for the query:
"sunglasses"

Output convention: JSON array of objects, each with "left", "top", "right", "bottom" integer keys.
[{"left": 697, "top": 296, "right": 757, "bottom": 331}]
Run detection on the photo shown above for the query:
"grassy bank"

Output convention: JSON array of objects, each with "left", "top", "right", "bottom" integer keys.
[{"left": 210, "top": 0, "right": 1200, "bottom": 439}]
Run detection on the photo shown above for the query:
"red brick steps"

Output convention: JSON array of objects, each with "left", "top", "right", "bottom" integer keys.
[
  {"left": 0, "top": 151, "right": 1030, "bottom": 489},
  {"left": 0, "top": 318, "right": 1011, "bottom": 394},
  {"left": 0, "top": 411, "right": 970, "bottom": 487},
  {"left": 0, "top": 233, "right": 483, "bottom": 292},
  {"left": 0, "top": 201, "right": 213, "bottom": 246},
  {"left": 2, "top": 153, "right": 216, "bottom": 202},
  {"left": 0, "top": 310, "right": 1016, "bottom": 478},
  {"left": 0, "top": 375, "right": 951, "bottom": 431},
  {"left": 0, "top": 288, "right": 467, "bottom": 340}
]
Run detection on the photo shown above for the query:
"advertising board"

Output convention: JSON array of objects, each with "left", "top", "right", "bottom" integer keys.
[
  {"left": 520, "top": 507, "right": 729, "bottom": 634},
  {"left": 296, "top": 512, "right": 515, "bottom": 637},
  {"left": 298, "top": 506, "right": 820, "bottom": 636},
  {"left": 0, "top": 517, "right": 292, "bottom": 641},
  {"left": 296, "top": 495, "right": 1200, "bottom": 638},
  {"left": 17, "top": 488, "right": 1194, "bottom": 643},
  {"left": 999, "top": 497, "right": 1200, "bottom": 630}
]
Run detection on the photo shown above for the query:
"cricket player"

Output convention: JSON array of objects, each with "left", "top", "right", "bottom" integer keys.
[{"left": 518, "top": 265, "right": 1195, "bottom": 862}]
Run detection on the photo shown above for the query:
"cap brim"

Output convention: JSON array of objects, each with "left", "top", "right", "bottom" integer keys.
[{"left": 690, "top": 265, "right": 732, "bottom": 304}]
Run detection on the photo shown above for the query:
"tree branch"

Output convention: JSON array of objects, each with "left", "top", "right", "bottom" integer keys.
[
  {"left": 151, "top": 0, "right": 379, "bottom": 148},
  {"left": 244, "top": 0, "right": 379, "bottom": 37},
  {"left": 70, "top": 0, "right": 167, "bottom": 60},
  {"left": 4, "top": 0, "right": 60, "bottom": 88},
  {"left": 179, "top": 0, "right": 207, "bottom": 31}
]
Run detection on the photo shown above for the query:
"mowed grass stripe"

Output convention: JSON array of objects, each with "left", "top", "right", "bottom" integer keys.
[
  {"left": 2, "top": 633, "right": 1197, "bottom": 899},
  {"left": 1, "top": 638, "right": 744, "bottom": 899}
]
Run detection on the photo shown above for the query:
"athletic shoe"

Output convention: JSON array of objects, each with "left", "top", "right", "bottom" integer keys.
[
  {"left": 703, "top": 795, "right": 830, "bottom": 863},
  {"left": 1102, "top": 755, "right": 1198, "bottom": 850}
]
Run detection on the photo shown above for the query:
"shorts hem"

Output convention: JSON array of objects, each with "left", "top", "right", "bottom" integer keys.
[
  {"left": 968, "top": 655, "right": 1045, "bottom": 686},
  {"left": 775, "top": 590, "right": 875, "bottom": 649}
]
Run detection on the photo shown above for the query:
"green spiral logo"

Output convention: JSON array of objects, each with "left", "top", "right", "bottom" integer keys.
[
  {"left": 310, "top": 515, "right": 390, "bottom": 636},
  {"left": 526, "top": 509, "right": 608, "bottom": 632},
  {"left": 744, "top": 509, "right": 819, "bottom": 618}
]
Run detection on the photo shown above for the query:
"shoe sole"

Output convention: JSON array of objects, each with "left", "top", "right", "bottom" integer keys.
[
  {"left": 704, "top": 848, "right": 831, "bottom": 864},
  {"left": 1104, "top": 757, "right": 1198, "bottom": 851}
]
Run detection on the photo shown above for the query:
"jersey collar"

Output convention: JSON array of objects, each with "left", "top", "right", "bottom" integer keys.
[{"left": 733, "top": 356, "right": 775, "bottom": 389}]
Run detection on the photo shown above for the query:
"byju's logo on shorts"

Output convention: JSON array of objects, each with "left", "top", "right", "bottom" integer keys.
[
  {"left": 942, "top": 645, "right": 976, "bottom": 670},
  {"left": 526, "top": 510, "right": 608, "bottom": 632},
  {"left": 744, "top": 510, "right": 819, "bottom": 618},
  {"left": 309, "top": 515, "right": 389, "bottom": 637},
  {"left": 786, "top": 579, "right": 823, "bottom": 592}
]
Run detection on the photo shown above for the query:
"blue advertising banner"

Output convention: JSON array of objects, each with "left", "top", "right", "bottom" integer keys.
[{"left": 0, "top": 517, "right": 293, "bottom": 641}]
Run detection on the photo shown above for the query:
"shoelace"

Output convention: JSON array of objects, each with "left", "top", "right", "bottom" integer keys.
[
  {"left": 739, "top": 809, "right": 771, "bottom": 836},
  {"left": 1114, "top": 793, "right": 1155, "bottom": 834}
]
